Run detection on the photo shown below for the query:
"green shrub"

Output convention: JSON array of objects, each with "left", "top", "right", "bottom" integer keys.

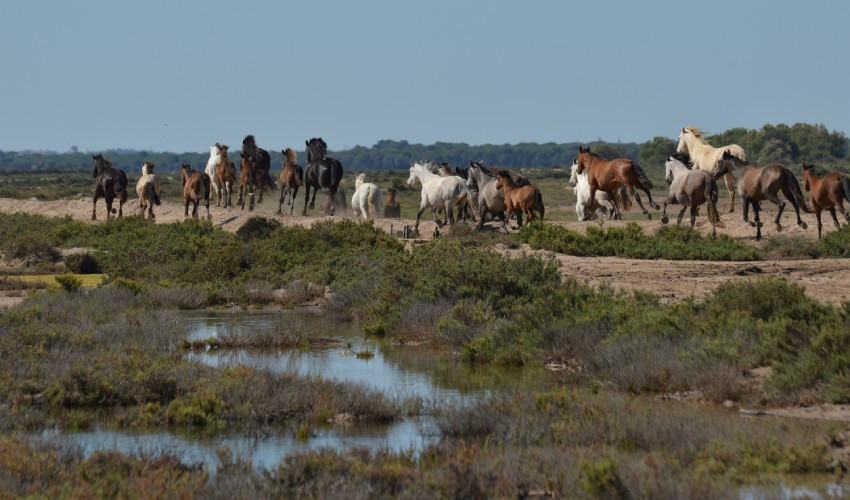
[
  {"left": 515, "top": 221, "right": 762, "bottom": 261},
  {"left": 235, "top": 216, "right": 282, "bottom": 241},
  {"left": 54, "top": 273, "right": 82, "bottom": 292}
]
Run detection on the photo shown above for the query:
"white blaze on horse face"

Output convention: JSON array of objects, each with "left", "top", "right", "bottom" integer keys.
[{"left": 569, "top": 161, "right": 579, "bottom": 187}]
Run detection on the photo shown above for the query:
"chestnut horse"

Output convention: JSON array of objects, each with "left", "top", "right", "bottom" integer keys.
[
  {"left": 215, "top": 144, "right": 237, "bottom": 208},
  {"left": 383, "top": 187, "right": 401, "bottom": 218},
  {"left": 495, "top": 170, "right": 544, "bottom": 228},
  {"left": 91, "top": 154, "right": 128, "bottom": 220},
  {"left": 714, "top": 151, "right": 811, "bottom": 240},
  {"left": 575, "top": 147, "right": 659, "bottom": 220},
  {"left": 180, "top": 164, "right": 211, "bottom": 219},
  {"left": 238, "top": 152, "right": 258, "bottom": 211},
  {"left": 801, "top": 162, "right": 850, "bottom": 239},
  {"left": 277, "top": 148, "right": 303, "bottom": 215}
]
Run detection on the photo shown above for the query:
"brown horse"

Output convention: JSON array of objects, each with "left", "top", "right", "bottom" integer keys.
[
  {"left": 214, "top": 144, "right": 237, "bottom": 208},
  {"left": 575, "top": 147, "right": 659, "bottom": 220},
  {"left": 277, "top": 148, "right": 303, "bottom": 215},
  {"left": 180, "top": 164, "right": 211, "bottom": 219},
  {"left": 383, "top": 187, "right": 401, "bottom": 218},
  {"left": 495, "top": 170, "right": 544, "bottom": 228},
  {"left": 238, "top": 152, "right": 257, "bottom": 211},
  {"left": 714, "top": 151, "right": 812, "bottom": 240},
  {"left": 802, "top": 162, "right": 850, "bottom": 239}
]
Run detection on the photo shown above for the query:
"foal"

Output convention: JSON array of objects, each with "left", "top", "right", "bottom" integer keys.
[
  {"left": 181, "top": 164, "right": 211, "bottom": 219},
  {"left": 238, "top": 152, "right": 257, "bottom": 211},
  {"left": 802, "top": 162, "right": 850, "bottom": 239},
  {"left": 495, "top": 170, "right": 544, "bottom": 228},
  {"left": 277, "top": 148, "right": 303, "bottom": 215},
  {"left": 215, "top": 144, "right": 237, "bottom": 208}
]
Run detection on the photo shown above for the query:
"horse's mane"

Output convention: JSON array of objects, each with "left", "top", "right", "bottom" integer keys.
[
  {"left": 579, "top": 149, "right": 603, "bottom": 160},
  {"left": 683, "top": 126, "right": 709, "bottom": 143},
  {"left": 306, "top": 138, "right": 328, "bottom": 162},
  {"left": 283, "top": 148, "right": 297, "bottom": 166},
  {"left": 419, "top": 160, "right": 441, "bottom": 174},
  {"left": 670, "top": 153, "right": 693, "bottom": 168}
]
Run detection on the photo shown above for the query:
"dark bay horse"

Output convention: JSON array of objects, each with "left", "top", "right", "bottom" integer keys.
[
  {"left": 575, "top": 146, "right": 659, "bottom": 220},
  {"left": 303, "top": 138, "right": 343, "bottom": 216},
  {"left": 801, "top": 162, "right": 850, "bottom": 239},
  {"left": 91, "top": 154, "right": 128, "bottom": 220},
  {"left": 242, "top": 135, "right": 276, "bottom": 203},
  {"left": 714, "top": 151, "right": 812, "bottom": 240}
]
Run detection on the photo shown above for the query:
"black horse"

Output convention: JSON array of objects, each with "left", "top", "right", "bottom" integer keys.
[
  {"left": 242, "top": 135, "right": 276, "bottom": 203},
  {"left": 303, "top": 138, "right": 343, "bottom": 216},
  {"left": 91, "top": 154, "right": 128, "bottom": 220}
]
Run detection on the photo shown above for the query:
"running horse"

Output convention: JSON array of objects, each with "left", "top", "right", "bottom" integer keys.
[
  {"left": 181, "top": 164, "right": 211, "bottom": 219},
  {"left": 303, "top": 138, "right": 343, "bottom": 215},
  {"left": 277, "top": 147, "right": 303, "bottom": 215},
  {"left": 801, "top": 162, "right": 850, "bottom": 239},
  {"left": 91, "top": 154, "right": 129, "bottom": 220},
  {"left": 575, "top": 146, "right": 659, "bottom": 220},
  {"left": 677, "top": 126, "right": 747, "bottom": 213},
  {"left": 242, "top": 135, "right": 276, "bottom": 203},
  {"left": 713, "top": 151, "right": 811, "bottom": 240}
]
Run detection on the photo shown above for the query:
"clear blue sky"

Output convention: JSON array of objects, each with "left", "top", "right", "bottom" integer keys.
[{"left": 2, "top": 0, "right": 848, "bottom": 152}]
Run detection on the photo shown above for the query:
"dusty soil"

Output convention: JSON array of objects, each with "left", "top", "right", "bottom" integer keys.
[{"left": 1, "top": 196, "right": 848, "bottom": 304}]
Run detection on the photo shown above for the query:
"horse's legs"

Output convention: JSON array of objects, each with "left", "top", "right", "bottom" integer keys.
[
  {"left": 742, "top": 194, "right": 753, "bottom": 226},
  {"left": 105, "top": 195, "right": 114, "bottom": 220},
  {"left": 765, "top": 192, "right": 786, "bottom": 232},
  {"left": 446, "top": 200, "right": 454, "bottom": 226},
  {"left": 815, "top": 208, "right": 823, "bottom": 239},
  {"left": 835, "top": 198, "right": 850, "bottom": 224},
  {"left": 629, "top": 185, "right": 652, "bottom": 220},
  {"left": 496, "top": 212, "right": 507, "bottom": 233},
  {"left": 780, "top": 186, "right": 807, "bottom": 229},
  {"left": 660, "top": 195, "right": 674, "bottom": 224},
  {"left": 118, "top": 198, "right": 124, "bottom": 218},
  {"left": 414, "top": 205, "right": 428, "bottom": 232},
  {"left": 302, "top": 186, "right": 311, "bottom": 215},
  {"left": 205, "top": 194, "right": 211, "bottom": 219},
  {"left": 724, "top": 173, "right": 736, "bottom": 213},
  {"left": 689, "top": 205, "right": 697, "bottom": 228},
  {"left": 309, "top": 187, "right": 318, "bottom": 211},
  {"left": 184, "top": 197, "right": 190, "bottom": 217},
  {"left": 829, "top": 207, "right": 840, "bottom": 230},
  {"left": 290, "top": 187, "right": 299, "bottom": 215},
  {"left": 752, "top": 200, "right": 763, "bottom": 240},
  {"left": 676, "top": 206, "right": 687, "bottom": 225}
]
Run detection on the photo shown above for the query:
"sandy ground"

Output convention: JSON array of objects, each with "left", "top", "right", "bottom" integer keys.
[{"left": 1, "top": 196, "right": 848, "bottom": 304}]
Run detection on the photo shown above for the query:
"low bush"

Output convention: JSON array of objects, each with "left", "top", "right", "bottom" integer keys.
[
  {"left": 515, "top": 221, "right": 763, "bottom": 260},
  {"left": 63, "top": 252, "right": 101, "bottom": 274}
]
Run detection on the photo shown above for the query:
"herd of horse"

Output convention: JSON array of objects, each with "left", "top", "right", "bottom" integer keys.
[{"left": 88, "top": 127, "right": 850, "bottom": 240}]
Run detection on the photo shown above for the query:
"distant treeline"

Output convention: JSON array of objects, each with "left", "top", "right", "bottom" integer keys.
[{"left": 2, "top": 123, "right": 847, "bottom": 174}]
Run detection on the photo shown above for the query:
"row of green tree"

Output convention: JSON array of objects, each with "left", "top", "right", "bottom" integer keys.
[{"left": 1, "top": 123, "right": 846, "bottom": 174}]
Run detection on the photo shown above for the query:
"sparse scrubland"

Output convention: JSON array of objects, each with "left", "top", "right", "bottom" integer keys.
[{"left": 1, "top": 213, "right": 849, "bottom": 496}]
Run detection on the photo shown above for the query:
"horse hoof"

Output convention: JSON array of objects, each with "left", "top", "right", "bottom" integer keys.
[
  {"left": 646, "top": 213, "right": 652, "bottom": 220},
  {"left": 661, "top": 215, "right": 669, "bottom": 224},
  {"left": 756, "top": 222, "right": 763, "bottom": 229},
  {"left": 775, "top": 224, "right": 782, "bottom": 232},
  {"left": 800, "top": 222, "right": 808, "bottom": 230}
]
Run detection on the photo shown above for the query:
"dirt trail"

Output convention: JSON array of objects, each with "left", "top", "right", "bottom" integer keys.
[{"left": 1, "top": 196, "right": 848, "bottom": 304}]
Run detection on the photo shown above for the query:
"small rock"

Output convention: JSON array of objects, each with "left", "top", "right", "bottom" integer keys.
[{"left": 723, "top": 400, "right": 736, "bottom": 409}]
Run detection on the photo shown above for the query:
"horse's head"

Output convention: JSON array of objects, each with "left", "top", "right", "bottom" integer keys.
[
  {"left": 306, "top": 138, "right": 328, "bottom": 164},
  {"left": 355, "top": 173, "right": 366, "bottom": 187},
  {"left": 676, "top": 128, "right": 689, "bottom": 154},
  {"left": 210, "top": 144, "right": 221, "bottom": 156},
  {"left": 406, "top": 163, "right": 418, "bottom": 188},
  {"left": 283, "top": 147, "right": 297, "bottom": 165},
  {"left": 242, "top": 135, "right": 257, "bottom": 151},
  {"left": 142, "top": 161, "right": 155, "bottom": 175},
  {"left": 712, "top": 150, "right": 738, "bottom": 178},
  {"left": 568, "top": 157, "right": 579, "bottom": 187},
  {"left": 575, "top": 146, "right": 593, "bottom": 174},
  {"left": 180, "top": 164, "right": 191, "bottom": 185},
  {"left": 801, "top": 162, "right": 815, "bottom": 191}
]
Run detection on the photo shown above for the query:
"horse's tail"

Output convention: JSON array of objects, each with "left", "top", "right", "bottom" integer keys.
[
  {"left": 840, "top": 174, "right": 850, "bottom": 206},
  {"left": 706, "top": 177, "right": 724, "bottom": 228},
  {"left": 261, "top": 170, "right": 277, "bottom": 191},
  {"left": 535, "top": 188, "right": 545, "bottom": 220},
  {"left": 329, "top": 161, "right": 343, "bottom": 195},
  {"left": 783, "top": 168, "right": 813, "bottom": 213},
  {"left": 630, "top": 161, "right": 653, "bottom": 190},
  {"left": 202, "top": 173, "right": 211, "bottom": 201},
  {"left": 616, "top": 186, "right": 633, "bottom": 211},
  {"left": 294, "top": 166, "right": 304, "bottom": 187},
  {"left": 145, "top": 181, "right": 161, "bottom": 206}
]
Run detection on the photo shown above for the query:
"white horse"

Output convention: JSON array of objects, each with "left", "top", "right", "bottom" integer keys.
[
  {"left": 677, "top": 126, "right": 747, "bottom": 213},
  {"left": 204, "top": 143, "right": 222, "bottom": 206},
  {"left": 135, "top": 161, "right": 161, "bottom": 219},
  {"left": 351, "top": 173, "right": 382, "bottom": 219},
  {"left": 407, "top": 161, "right": 472, "bottom": 231},
  {"left": 569, "top": 159, "right": 630, "bottom": 221}
]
